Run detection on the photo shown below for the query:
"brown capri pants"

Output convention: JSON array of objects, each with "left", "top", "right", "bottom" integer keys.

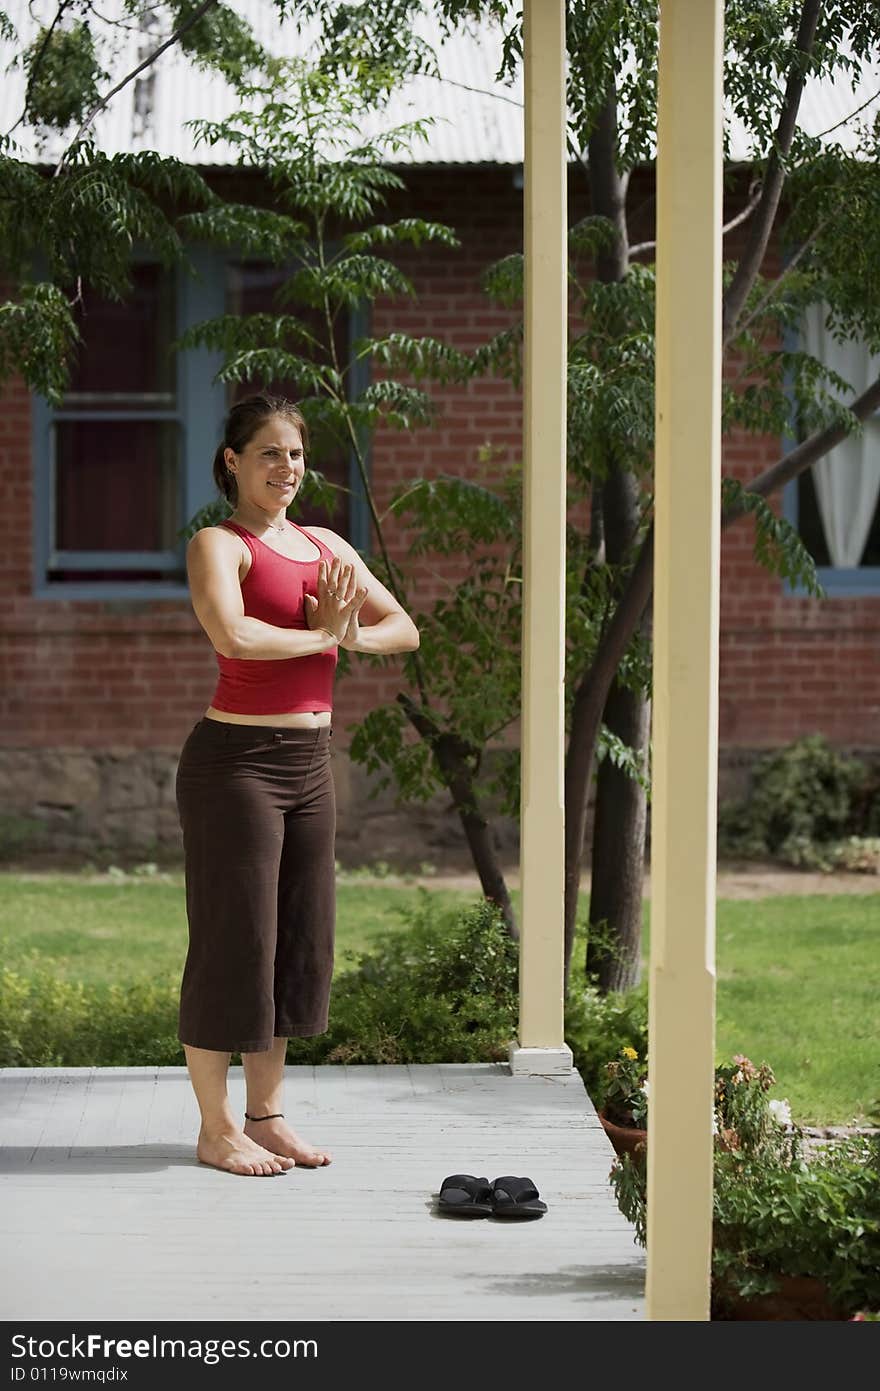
[{"left": 175, "top": 717, "right": 335, "bottom": 1053}]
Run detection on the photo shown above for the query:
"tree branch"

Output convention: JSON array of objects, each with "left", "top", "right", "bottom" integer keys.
[
  {"left": 724, "top": 372, "right": 880, "bottom": 523},
  {"left": 721, "top": 0, "right": 822, "bottom": 348},
  {"left": 52, "top": 0, "right": 219, "bottom": 177},
  {"left": 734, "top": 216, "right": 827, "bottom": 340},
  {"left": 629, "top": 182, "right": 762, "bottom": 261}
]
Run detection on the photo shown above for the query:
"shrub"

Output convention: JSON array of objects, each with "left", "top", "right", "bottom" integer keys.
[
  {"left": 287, "top": 892, "right": 519, "bottom": 1064},
  {"left": 0, "top": 960, "right": 182, "bottom": 1067},
  {"left": 718, "top": 734, "right": 872, "bottom": 869},
  {"left": 0, "top": 894, "right": 519, "bottom": 1068},
  {"left": 711, "top": 1135, "right": 880, "bottom": 1315},
  {"left": 564, "top": 977, "right": 649, "bottom": 1102}
]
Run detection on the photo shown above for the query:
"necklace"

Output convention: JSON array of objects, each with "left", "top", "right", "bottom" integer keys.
[{"left": 232, "top": 512, "right": 287, "bottom": 534}]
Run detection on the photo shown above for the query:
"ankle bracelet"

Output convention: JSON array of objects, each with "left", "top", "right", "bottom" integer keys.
[{"left": 244, "top": 1112, "right": 284, "bottom": 1122}]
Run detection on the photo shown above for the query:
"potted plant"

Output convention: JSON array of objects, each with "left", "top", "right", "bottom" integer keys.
[
  {"left": 606, "top": 1055, "right": 880, "bottom": 1319},
  {"left": 597, "top": 1047, "right": 649, "bottom": 1156},
  {"left": 597, "top": 1048, "right": 773, "bottom": 1159}
]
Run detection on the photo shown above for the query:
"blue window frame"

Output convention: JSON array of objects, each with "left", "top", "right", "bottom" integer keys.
[
  {"left": 32, "top": 247, "right": 371, "bottom": 601},
  {"left": 783, "top": 312, "right": 880, "bottom": 598},
  {"left": 32, "top": 245, "right": 226, "bottom": 600}
]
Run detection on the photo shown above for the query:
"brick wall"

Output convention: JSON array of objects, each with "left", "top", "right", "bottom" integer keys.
[{"left": 1, "top": 165, "right": 878, "bottom": 858}]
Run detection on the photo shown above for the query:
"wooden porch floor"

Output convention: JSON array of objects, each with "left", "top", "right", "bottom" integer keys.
[{"left": 0, "top": 1063, "right": 645, "bottom": 1321}]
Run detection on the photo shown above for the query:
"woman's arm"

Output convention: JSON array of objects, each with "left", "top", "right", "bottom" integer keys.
[
  {"left": 187, "top": 528, "right": 346, "bottom": 659},
  {"left": 305, "top": 528, "right": 420, "bottom": 655}
]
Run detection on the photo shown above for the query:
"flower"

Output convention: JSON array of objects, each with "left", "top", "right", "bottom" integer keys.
[
  {"left": 600, "top": 1049, "right": 789, "bottom": 1146},
  {"left": 768, "top": 1098, "right": 793, "bottom": 1127},
  {"left": 713, "top": 1056, "right": 782, "bottom": 1154},
  {"left": 600, "top": 1048, "right": 649, "bottom": 1130}
]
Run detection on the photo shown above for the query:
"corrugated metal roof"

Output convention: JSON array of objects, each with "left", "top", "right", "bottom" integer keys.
[{"left": 1, "top": 0, "right": 877, "bottom": 166}]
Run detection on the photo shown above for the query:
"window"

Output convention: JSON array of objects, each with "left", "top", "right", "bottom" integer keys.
[
  {"left": 33, "top": 246, "right": 226, "bottom": 599},
  {"left": 32, "top": 247, "right": 371, "bottom": 599},
  {"left": 785, "top": 303, "right": 880, "bottom": 596}
]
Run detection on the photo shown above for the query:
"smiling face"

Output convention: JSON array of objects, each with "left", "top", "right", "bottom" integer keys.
[{"left": 225, "top": 414, "right": 305, "bottom": 517}]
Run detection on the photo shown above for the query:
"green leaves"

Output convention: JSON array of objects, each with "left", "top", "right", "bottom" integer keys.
[
  {"left": 170, "top": 0, "right": 269, "bottom": 84},
  {"left": 178, "top": 203, "right": 307, "bottom": 258},
  {"left": 356, "top": 380, "right": 436, "bottom": 430},
  {"left": 0, "top": 282, "right": 80, "bottom": 404},
  {"left": 566, "top": 0, "right": 659, "bottom": 170},
  {"left": 175, "top": 312, "right": 319, "bottom": 358},
  {"left": 481, "top": 253, "right": 523, "bottom": 309},
  {"left": 290, "top": 255, "right": 414, "bottom": 308},
  {"left": 712, "top": 1136, "right": 880, "bottom": 1314},
  {"left": 0, "top": 147, "right": 218, "bottom": 313},
  {"left": 365, "top": 333, "right": 472, "bottom": 384},
  {"left": 343, "top": 220, "right": 460, "bottom": 253},
  {"left": 348, "top": 704, "right": 438, "bottom": 803},
  {"left": 721, "top": 478, "right": 824, "bottom": 598},
  {"left": 213, "top": 350, "right": 330, "bottom": 396},
  {"left": 21, "top": 20, "right": 108, "bottom": 131},
  {"left": 389, "top": 474, "right": 519, "bottom": 552}
]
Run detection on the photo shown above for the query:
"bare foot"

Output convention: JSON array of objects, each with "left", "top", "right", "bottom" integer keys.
[
  {"left": 243, "top": 1115, "right": 332, "bottom": 1167},
  {"left": 197, "top": 1127, "right": 296, "bottom": 1176}
]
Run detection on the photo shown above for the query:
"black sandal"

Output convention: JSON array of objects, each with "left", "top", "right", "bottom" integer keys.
[
  {"left": 437, "top": 1174, "right": 493, "bottom": 1217},
  {"left": 490, "top": 1175, "right": 547, "bottom": 1218}
]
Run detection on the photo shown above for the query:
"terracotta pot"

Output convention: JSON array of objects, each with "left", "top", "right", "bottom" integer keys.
[
  {"left": 599, "top": 1110, "right": 648, "bottom": 1158},
  {"left": 713, "top": 1275, "right": 845, "bottom": 1322}
]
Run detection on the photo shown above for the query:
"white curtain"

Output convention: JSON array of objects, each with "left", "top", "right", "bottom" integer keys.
[{"left": 803, "top": 304, "right": 880, "bottom": 567}]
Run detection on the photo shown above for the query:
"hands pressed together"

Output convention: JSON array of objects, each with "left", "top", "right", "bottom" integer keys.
[{"left": 304, "top": 556, "right": 369, "bottom": 651}]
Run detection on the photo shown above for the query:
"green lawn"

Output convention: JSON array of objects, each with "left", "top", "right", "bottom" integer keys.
[
  {"left": 1, "top": 872, "right": 877, "bottom": 1126},
  {"left": 0, "top": 871, "right": 474, "bottom": 985}
]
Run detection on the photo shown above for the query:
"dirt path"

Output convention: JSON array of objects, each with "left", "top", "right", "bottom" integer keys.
[{"left": 347, "top": 859, "right": 880, "bottom": 899}]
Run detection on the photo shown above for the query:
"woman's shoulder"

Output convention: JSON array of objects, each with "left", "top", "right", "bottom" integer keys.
[
  {"left": 188, "top": 521, "right": 241, "bottom": 547},
  {"left": 300, "top": 524, "right": 354, "bottom": 559},
  {"left": 186, "top": 523, "right": 250, "bottom": 565}
]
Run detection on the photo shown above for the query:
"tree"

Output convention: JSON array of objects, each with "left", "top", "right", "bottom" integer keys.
[
  {"left": 553, "top": 0, "right": 880, "bottom": 987},
  {"left": 294, "top": 0, "right": 880, "bottom": 988}
]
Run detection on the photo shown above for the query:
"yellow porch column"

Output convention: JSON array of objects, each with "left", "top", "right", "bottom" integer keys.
[
  {"left": 510, "top": 0, "right": 572, "bottom": 1075},
  {"left": 647, "top": 0, "right": 723, "bottom": 1317}
]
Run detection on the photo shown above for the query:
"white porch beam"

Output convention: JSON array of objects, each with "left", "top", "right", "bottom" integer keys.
[
  {"left": 647, "top": 0, "right": 724, "bottom": 1318},
  {"left": 510, "top": 0, "right": 572, "bottom": 1077}
]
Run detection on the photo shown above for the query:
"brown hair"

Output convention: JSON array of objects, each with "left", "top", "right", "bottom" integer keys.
[{"left": 212, "top": 393, "right": 310, "bottom": 504}]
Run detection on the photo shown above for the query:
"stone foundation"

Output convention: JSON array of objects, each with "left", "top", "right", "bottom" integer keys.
[
  {"left": 1, "top": 743, "right": 867, "bottom": 870},
  {"left": 0, "top": 744, "right": 520, "bottom": 871}
]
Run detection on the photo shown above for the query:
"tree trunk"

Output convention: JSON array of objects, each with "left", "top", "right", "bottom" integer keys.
[
  {"left": 585, "top": 675, "right": 650, "bottom": 991},
  {"left": 564, "top": 531, "right": 655, "bottom": 978},
  {"left": 584, "top": 459, "right": 650, "bottom": 992},
  {"left": 575, "top": 81, "right": 649, "bottom": 992},
  {"left": 397, "top": 692, "right": 517, "bottom": 938}
]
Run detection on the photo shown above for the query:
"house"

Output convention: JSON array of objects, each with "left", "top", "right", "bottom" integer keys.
[{"left": 1, "top": 1, "right": 878, "bottom": 865}]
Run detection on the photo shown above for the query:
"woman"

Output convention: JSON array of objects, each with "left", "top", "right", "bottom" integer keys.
[{"left": 176, "top": 392, "right": 420, "bottom": 1177}]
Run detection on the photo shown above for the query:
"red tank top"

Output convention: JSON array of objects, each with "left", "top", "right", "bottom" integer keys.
[{"left": 209, "top": 519, "right": 339, "bottom": 715}]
